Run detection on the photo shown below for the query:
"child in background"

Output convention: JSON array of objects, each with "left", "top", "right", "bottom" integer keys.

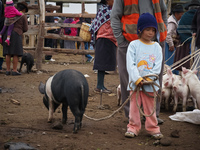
[
  {"left": 0, "top": 0, "right": 22, "bottom": 46},
  {"left": 125, "top": 13, "right": 163, "bottom": 139}
]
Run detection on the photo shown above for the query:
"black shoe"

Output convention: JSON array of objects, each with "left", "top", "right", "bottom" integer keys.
[
  {"left": 5, "top": 71, "right": 10, "bottom": 75},
  {"left": 157, "top": 117, "right": 164, "bottom": 125},
  {"left": 12, "top": 71, "right": 21, "bottom": 76}
]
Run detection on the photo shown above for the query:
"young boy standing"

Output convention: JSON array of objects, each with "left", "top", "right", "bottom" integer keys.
[{"left": 125, "top": 13, "right": 163, "bottom": 139}]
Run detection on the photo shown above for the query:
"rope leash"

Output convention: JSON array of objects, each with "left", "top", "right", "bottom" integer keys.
[{"left": 84, "top": 74, "right": 160, "bottom": 121}]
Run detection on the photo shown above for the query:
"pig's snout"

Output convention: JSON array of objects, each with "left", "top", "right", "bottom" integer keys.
[
  {"left": 173, "top": 86, "right": 177, "bottom": 91},
  {"left": 164, "top": 82, "right": 168, "bottom": 87},
  {"left": 162, "top": 91, "right": 165, "bottom": 95}
]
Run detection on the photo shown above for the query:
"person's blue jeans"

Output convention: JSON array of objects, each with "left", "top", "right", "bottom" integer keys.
[{"left": 84, "top": 42, "right": 93, "bottom": 61}]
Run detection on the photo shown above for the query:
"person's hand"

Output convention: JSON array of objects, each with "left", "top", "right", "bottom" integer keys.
[
  {"left": 169, "top": 46, "right": 175, "bottom": 51},
  {"left": 192, "top": 33, "right": 196, "bottom": 37},
  {"left": 138, "top": 81, "right": 143, "bottom": 87}
]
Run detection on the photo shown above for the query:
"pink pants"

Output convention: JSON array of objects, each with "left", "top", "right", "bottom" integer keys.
[{"left": 127, "top": 91, "right": 160, "bottom": 135}]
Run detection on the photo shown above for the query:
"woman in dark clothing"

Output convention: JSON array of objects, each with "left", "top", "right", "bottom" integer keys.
[
  {"left": 173, "top": 0, "right": 200, "bottom": 72},
  {"left": 192, "top": 6, "right": 200, "bottom": 79},
  {"left": 89, "top": 0, "right": 116, "bottom": 93},
  {"left": 2, "top": 1, "right": 28, "bottom": 75}
]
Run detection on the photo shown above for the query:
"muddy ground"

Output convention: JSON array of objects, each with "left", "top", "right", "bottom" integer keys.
[{"left": 0, "top": 53, "right": 200, "bottom": 150}]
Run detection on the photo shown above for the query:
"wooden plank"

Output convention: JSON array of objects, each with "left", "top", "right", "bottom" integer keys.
[
  {"left": 44, "top": 33, "right": 84, "bottom": 42},
  {"left": 43, "top": 47, "right": 95, "bottom": 55},
  {"left": 45, "top": 23, "right": 81, "bottom": 28},
  {"left": 45, "top": 13, "right": 96, "bottom": 18},
  {"left": 26, "top": 9, "right": 40, "bottom": 15},
  {"left": 23, "top": 25, "right": 39, "bottom": 35},
  {"left": 46, "top": 0, "right": 100, "bottom": 3}
]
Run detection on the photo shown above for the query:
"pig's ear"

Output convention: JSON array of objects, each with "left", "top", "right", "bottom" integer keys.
[
  {"left": 39, "top": 82, "right": 45, "bottom": 94},
  {"left": 167, "top": 68, "right": 172, "bottom": 76},
  {"left": 182, "top": 67, "right": 188, "bottom": 74},
  {"left": 193, "top": 69, "right": 198, "bottom": 74}
]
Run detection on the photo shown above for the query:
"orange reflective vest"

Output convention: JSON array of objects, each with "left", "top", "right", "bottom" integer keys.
[{"left": 121, "top": 0, "right": 167, "bottom": 42}]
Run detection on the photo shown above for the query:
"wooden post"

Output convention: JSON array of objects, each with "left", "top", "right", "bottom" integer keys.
[
  {"left": 29, "top": 0, "right": 35, "bottom": 48},
  {"left": 35, "top": 0, "right": 45, "bottom": 70}
]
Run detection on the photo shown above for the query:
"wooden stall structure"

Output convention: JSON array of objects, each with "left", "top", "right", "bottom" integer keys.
[{"left": 22, "top": 0, "right": 100, "bottom": 70}]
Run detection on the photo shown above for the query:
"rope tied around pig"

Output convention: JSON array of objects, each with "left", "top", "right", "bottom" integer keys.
[{"left": 84, "top": 74, "right": 161, "bottom": 121}]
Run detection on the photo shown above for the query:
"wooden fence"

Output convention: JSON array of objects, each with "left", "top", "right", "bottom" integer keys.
[{"left": 21, "top": 0, "right": 99, "bottom": 70}]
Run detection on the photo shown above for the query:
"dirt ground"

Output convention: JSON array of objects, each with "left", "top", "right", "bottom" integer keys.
[{"left": 0, "top": 53, "right": 200, "bottom": 150}]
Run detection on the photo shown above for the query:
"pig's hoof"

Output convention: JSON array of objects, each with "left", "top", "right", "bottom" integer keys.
[
  {"left": 47, "top": 120, "right": 52, "bottom": 123},
  {"left": 62, "top": 120, "right": 67, "bottom": 124},
  {"left": 73, "top": 129, "right": 78, "bottom": 134}
]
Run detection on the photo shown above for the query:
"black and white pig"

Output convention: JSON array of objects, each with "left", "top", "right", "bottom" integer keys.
[
  {"left": 38, "top": 69, "right": 89, "bottom": 133},
  {"left": 19, "top": 52, "right": 34, "bottom": 73}
]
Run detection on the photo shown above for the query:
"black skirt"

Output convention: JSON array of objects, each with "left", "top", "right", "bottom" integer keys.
[
  {"left": 93, "top": 38, "right": 116, "bottom": 71},
  {"left": 3, "top": 30, "right": 23, "bottom": 57}
]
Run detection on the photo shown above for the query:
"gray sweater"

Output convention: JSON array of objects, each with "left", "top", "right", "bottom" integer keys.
[{"left": 111, "top": 0, "right": 168, "bottom": 45}]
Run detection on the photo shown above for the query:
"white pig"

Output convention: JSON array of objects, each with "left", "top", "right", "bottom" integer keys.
[
  {"left": 172, "top": 77, "right": 189, "bottom": 112},
  {"left": 181, "top": 67, "right": 200, "bottom": 109},
  {"left": 117, "top": 84, "right": 121, "bottom": 106},
  {"left": 163, "top": 68, "right": 181, "bottom": 88},
  {"left": 162, "top": 83, "right": 172, "bottom": 110}
]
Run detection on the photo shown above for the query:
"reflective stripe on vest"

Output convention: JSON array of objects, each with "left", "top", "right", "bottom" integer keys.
[{"left": 121, "top": 0, "right": 167, "bottom": 42}]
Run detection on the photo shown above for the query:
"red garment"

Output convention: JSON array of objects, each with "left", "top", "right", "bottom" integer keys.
[
  {"left": 5, "top": 6, "right": 22, "bottom": 18},
  {"left": 127, "top": 91, "right": 160, "bottom": 136},
  {"left": 97, "top": 20, "right": 117, "bottom": 46}
]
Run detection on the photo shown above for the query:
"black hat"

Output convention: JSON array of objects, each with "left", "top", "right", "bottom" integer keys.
[
  {"left": 185, "top": 0, "right": 200, "bottom": 10},
  {"left": 172, "top": 4, "right": 184, "bottom": 13},
  {"left": 17, "top": 1, "right": 28, "bottom": 13}
]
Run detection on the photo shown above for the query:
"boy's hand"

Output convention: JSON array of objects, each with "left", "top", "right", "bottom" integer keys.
[{"left": 138, "top": 79, "right": 148, "bottom": 86}]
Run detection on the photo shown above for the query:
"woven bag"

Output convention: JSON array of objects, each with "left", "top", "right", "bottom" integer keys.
[{"left": 80, "top": 22, "right": 91, "bottom": 42}]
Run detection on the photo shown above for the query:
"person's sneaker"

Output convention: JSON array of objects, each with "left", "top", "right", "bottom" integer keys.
[
  {"left": 94, "top": 88, "right": 101, "bottom": 93},
  {"left": 0, "top": 37, "right": 2, "bottom": 44},
  {"left": 157, "top": 117, "right": 164, "bottom": 124},
  {"left": 94, "top": 88, "right": 112, "bottom": 94},
  {"left": 102, "top": 88, "right": 112, "bottom": 94},
  {"left": 50, "top": 58, "right": 55, "bottom": 62},
  {"left": 5, "top": 71, "right": 11, "bottom": 75},
  {"left": 12, "top": 71, "right": 21, "bottom": 76},
  {"left": 5, "top": 39, "right": 10, "bottom": 46},
  {"left": 125, "top": 131, "right": 136, "bottom": 138},
  {"left": 152, "top": 133, "right": 163, "bottom": 140},
  {"left": 89, "top": 57, "right": 94, "bottom": 62}
]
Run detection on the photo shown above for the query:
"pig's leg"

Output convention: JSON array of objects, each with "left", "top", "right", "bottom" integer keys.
[
  {"left": 193, "top": 98, "right": 198, "bottom": 109},
  {"left": 48, "top": 98, "right": 54, "bottom": 123},
  {"left": 173, "top": 95, "right": 178, "bottom": 112},
  {"left": 165, "top": 95, "right": 170, "bottom": 110},
  {"left": 26, "top": 61, "right": 30, "bottom": 73},
  {"left": 19, "top": 60, "right": 23, "bottom": 72},
  {"left": 62, "top": 103, "right": 68, "bottom": 124},
  {"left": 70, "top": 107, "right": 81, "bottom": 133},
  {"left": 182, "top": 97, "right": 187, "bottom": 112}
]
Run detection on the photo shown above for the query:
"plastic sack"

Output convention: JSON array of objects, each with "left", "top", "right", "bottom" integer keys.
[{"left": 169, "top": 109, "right": 200, "bottom": 125}]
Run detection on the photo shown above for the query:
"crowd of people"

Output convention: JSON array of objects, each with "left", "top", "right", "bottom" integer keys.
[{"left": 0, "top": 0, "right": 200, "bottom": 140}]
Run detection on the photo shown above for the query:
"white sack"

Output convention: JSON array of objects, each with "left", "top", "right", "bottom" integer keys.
[{"left": 169, "top": 109, "right": 200, "bottom": 125}]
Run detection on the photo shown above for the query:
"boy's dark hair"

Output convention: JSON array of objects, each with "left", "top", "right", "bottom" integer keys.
[
  {"left": 100, "top": 0, "right": 107, "bottom": 5},
  {"left": 17, "top": 4, "right": 26, "bottom": 11}
]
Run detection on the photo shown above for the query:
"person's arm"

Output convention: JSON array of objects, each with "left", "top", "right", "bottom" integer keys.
[
  {"left": 110, "top": 0, "right": 126, "bottom": 45},
  {"left": 23, "top": 15, "right": 28, "bottom": 33},
  {"left": 192, "top": 9, "right": 198, "bottom": 35},
  {"left": 166, "top": 21, "right": 176, "bottom": 50},
  {"left": 126, "top": 41, "right": 143, "bottom": 85},
  {"left": 160, "top": 0, "right": 168, "bottom": 27}
]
